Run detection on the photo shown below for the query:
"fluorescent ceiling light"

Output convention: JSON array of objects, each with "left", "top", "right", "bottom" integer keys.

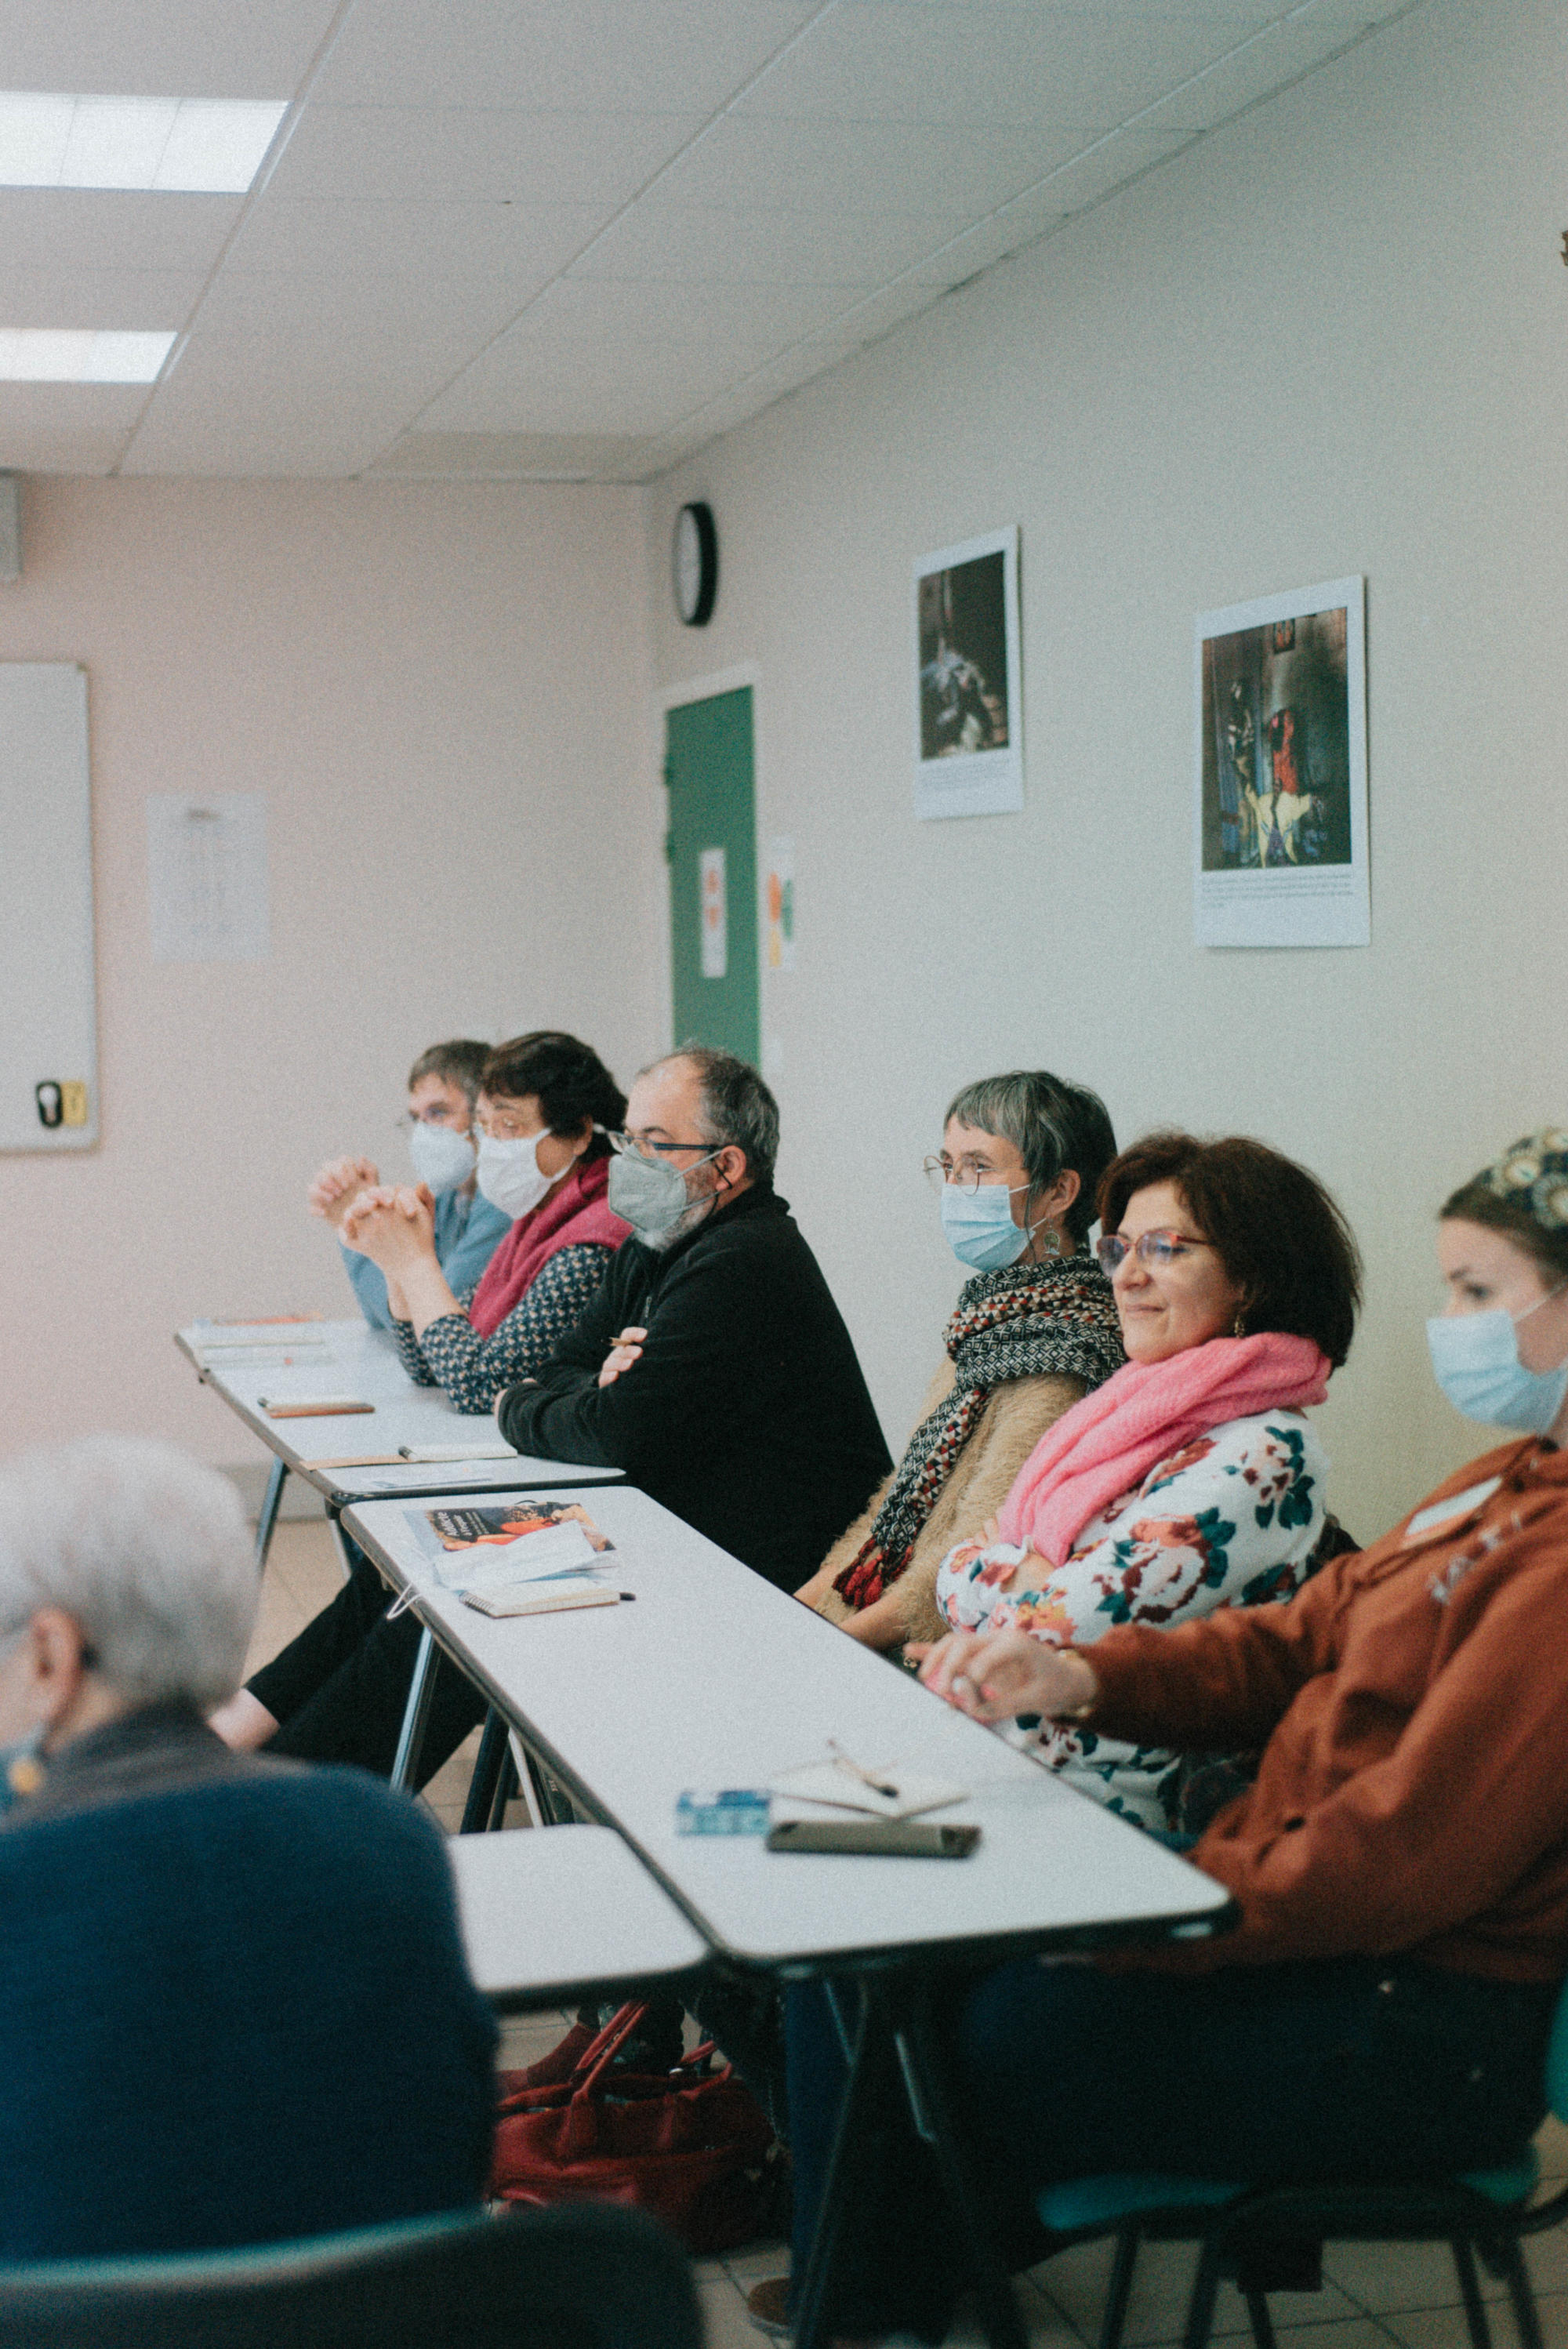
[
  {"left": 0, "top": 94, "right": 286, "bottom": 193},
  {"left": 0, "top": 330, "right": 176, "bottom": 383}
]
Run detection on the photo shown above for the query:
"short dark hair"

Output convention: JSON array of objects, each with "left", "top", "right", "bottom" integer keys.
[
  {"left": 661, "top": 1045, "right": 779, "bottom": 1186},
  {"left": 1098, "top": 1131, "right": 1362, "bottom": 1369},
  {"left": 480, "top": 1032, "right": 626, "bottom": 1162},
  {"left": 943, "top": 1069, "right": 1117, "bottom": 1247},
  {"left": 1440, "top": 1177, "right": 1568, "bottom": 1286},
  {"left": 407, "top": 1039, "right": 490, "bottom": 1103}
]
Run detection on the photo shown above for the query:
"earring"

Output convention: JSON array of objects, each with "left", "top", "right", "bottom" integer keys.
[{"left": 1233, "top": 1312, "right": 1247, "bottom": 1338}]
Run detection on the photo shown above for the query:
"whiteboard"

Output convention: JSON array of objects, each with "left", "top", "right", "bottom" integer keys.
[{"left": 0, "top": 664, "right": 98, "bottom": 1153}]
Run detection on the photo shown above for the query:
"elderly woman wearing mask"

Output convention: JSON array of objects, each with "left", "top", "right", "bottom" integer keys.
[
  {"left": 783, "top": 1128, "right": 1568, "bottom": 2347},
  {"left": 917, "top": 1127, "right": 1360, "bottom": 1837},
  {"left": 0, "top": 1437, "right": 494, "bottom": 2260},
  {"left": 796, "top": 1069, "right": 1126, "bottom": 1652}
]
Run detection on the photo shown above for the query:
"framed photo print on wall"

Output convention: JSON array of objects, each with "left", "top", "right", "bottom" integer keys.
[
  {"left": 913, "top": 525, "right": 1022, "bottom": 820},
  {"left": 1193, "top": 575, "right": 1369, "bottom": 948}
]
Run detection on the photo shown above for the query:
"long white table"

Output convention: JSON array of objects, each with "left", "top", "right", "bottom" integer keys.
[
  {"left": 344, "top": 1483, "right": 1233, "bottom": 2348},
  {"left": 448, "top": 1824, "right": 708, "bottom": 2013},
  {"left": 176, "top": 1319, "right": 621, "bottom": 1556}
]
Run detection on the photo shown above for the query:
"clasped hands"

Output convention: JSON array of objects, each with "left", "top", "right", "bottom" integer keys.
[{"left": 341, "top": 1182, "right": 439, "bottom": 1275}]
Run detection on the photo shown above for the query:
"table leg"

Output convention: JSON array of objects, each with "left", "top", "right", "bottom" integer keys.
[
  {"left": 899, "top": 1976, "right": 1028, "bottom": 2349},
  {"left": 792, "top": 1970, "right": 1027, "bottom": 2349},
  {"left": 389, "top": 1625, "right": 438, "bottom": 1792},
  {"left": 459, "top": 1707, "right": 510, "bottom": 1834},
  {"left": 254, "top": 1456, "right": 288, "bottom": 1570}
]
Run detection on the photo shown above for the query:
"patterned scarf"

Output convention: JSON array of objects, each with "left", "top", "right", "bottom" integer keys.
[{"left": 833, "top": 1254, "right": 1124, "bottom": 1609}]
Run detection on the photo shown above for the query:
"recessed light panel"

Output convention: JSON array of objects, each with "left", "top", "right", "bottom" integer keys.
[
  {"left": 0, "top": 330, "right": 177, "bottom": 383},
  {"left": 0, "top": 95, "right": 287, "bottom": 193}
]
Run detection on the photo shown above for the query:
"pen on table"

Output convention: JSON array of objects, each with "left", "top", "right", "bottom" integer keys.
[{"left": 826, "top": 1737, "right": 900, "bottom": 1801}]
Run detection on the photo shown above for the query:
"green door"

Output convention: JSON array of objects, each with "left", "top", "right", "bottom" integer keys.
[{"left": 664, "top": 687, "right": 759, "bottom": 1064}]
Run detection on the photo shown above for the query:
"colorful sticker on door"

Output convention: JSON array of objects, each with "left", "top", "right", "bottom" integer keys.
[
  {"left": 699, "top": 847, "right": 728, "bottom": 979},
  {"left": 764, "top": 837, "right": 796, "bottom": 971}
]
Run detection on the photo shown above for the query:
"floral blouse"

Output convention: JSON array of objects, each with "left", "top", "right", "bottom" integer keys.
[
  {"left": 933, "top": 1411, "right": 1328, "bottom": 1835},
  {"left": 390, "top": 1241, "right": 615, "bottom": 1414}
]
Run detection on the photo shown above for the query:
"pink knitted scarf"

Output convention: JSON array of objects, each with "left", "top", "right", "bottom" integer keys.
[
  {"left": 995, "top": 1331, "right": 1330, "bottom": 1567},
  {"left": 467, "top": 1156, "right": 630, "bottom": 1338}
]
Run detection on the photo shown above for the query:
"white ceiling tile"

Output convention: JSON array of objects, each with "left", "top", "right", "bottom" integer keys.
[
  {"left": 0, "top": 189, "right": 241, "bottom": 273},
  {"left": 0, "top": 266, "right": 207, "bottom": 329},
  {"left": 1031, "top": 125, "right": 1197, "bottom": 212},
  {"left": 814, "top": 275, "right": 949, "bottom": 339},
  {"left": 311, "top": 0, "right": 818, "bottom": 112},
  {"left": 637, "top": 114, "right": 1095, "bottom": 216},
  {"left": 510, "top": 276, "right": 857, "bottom": 347},
  {"left": 0, "top": 0, "right": 342, "bottom": 99},
  {"left": 569, "top": 201, "right": 964, "bottom": 285},
  {"left": 225, "top": 194, "right": 609, "bottom": 284},
  {"left": 365, "top": 429, "right": 655, "bottom": 477},
  {"left": 267, "top": 105, "right": 706, "bottom": 207},
  {"left": 174, "top": 269, "right": 528, "bottom": 358},
  {"left": 734, "top": 2, "right": 1256, "bottom": 129},
  {"left": 906, "top": 183, "right": 1073, "bottom": 285},
  {"left": 1132, "top": 13, "right": 1370, "bottom": 132},
  {"left": 0, "top": 383, "right": 143, "bottom": 472}
]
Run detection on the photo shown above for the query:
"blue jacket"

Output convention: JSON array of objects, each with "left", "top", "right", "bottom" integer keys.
[
  {"left": 342, "top": 1185, "right": 511, "bottom": 1329},
  {"left": 0, "top": 1715, "right": 498, "bottom": 2257}
]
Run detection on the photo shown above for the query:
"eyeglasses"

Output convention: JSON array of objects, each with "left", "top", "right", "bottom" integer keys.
[
  {"left": 607, "top": 1130, "right": 717, "bottom": 1161},
  {"left": 473, "top": 1106, "right": 543, "bottom": 1142},
  {"left": 1094, "top": 1229, "right": 1216, "bottom": 1275},
  {"left": 921, "top": 1155, "right": 1027, "bottom": 1198},
  {"left": 395, "top": 1106, "right": 470, "bottom": 1133}
]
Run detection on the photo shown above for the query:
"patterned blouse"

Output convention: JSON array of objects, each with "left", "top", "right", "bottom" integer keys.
[
  {"left": 390, "top": 1242, "right": 615, "bottom": 1414},
  {"left": 933, "top": 1411, "right": 1327, "bottom": 1835}
]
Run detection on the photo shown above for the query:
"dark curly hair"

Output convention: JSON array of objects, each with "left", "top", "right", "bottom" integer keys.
[
  {"left": 1098, "top": 1131, "right": 1361, "bottom": 1369},
  {"left": 480, "top": 1033, "right": 625, "bottom": 1161}
]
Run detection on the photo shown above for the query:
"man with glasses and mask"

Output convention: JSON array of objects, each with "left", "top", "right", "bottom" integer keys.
[
  {"left": 497, "top": 1047, "right": 891, "bottom": 1597},
  {"left": 307, "top": 1039, "right": 510, "bottom": 1330}
]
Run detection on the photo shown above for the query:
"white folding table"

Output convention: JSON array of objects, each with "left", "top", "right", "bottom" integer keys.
[
  {"left": 448, "top": 1824, "right": 708, "bottom": 2013},
  {"left": 176, "top": 1318, "right": 622, "bottom": 1563},
  {"left": 343, "top": 1484, "right": 1234, "bottom": 2347}
]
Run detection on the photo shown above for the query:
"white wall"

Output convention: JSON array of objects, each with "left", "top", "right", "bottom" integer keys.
[
  {"left": 0, "top": 476, "right": 662, "bottom": 1476},
  {"left": 644, "top": 0, "right": 1568, "bottom": 1544}
]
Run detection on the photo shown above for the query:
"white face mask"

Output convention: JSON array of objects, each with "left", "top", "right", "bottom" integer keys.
[
  {"left": 476, "top": 1131, "right": 556, "bottom": 1222},
  {"left": 407, "top": 1119, "right": 477, "bottom": 1195}
]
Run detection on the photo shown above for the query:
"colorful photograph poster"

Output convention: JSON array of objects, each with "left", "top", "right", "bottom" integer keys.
[
  {"left": 1194, "top": 576, "right": 1369, "bottom": 949},
  {"left": 913, "top": 525, "right": 1022, "bottom": 821},
  {"left": 764, "top": 837, "right": 795, "bottom": 971}
]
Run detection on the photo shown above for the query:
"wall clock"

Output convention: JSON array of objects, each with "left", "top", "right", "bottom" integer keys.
[{"left": 673, "top": 501, "right": 718, "bottom": 627}]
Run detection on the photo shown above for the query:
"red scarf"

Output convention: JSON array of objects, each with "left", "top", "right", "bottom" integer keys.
[
  {"left": 995, "top": 1331, "right": 1330, "bottom": 1567},
  {"left": 467, "top": 1156, "right": 630, "bottom": 1338}
]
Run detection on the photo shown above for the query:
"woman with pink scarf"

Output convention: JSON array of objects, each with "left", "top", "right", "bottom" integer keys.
[{"left": 919, "top": 1130, "right": 1360, "bottom": 1838}]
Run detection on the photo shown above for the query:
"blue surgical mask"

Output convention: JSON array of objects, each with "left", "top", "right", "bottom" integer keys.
[
  {"left": 940, "top": 1181, "right": 1033, "bottom": 1273},
  {"left": 1426, "top": 1289, "right": 1568, "bottom": 1434},
  {"left": 408, "top": 1120, "right": 477, "bottom": 1195}
]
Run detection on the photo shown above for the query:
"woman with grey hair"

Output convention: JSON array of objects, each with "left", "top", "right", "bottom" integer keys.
[
  {"left": 797, "top": 1069, "right": 1126, "bottom": 1653},
  {"left": 0, "top": 1435, "right": 495, "bottom": 2260}
]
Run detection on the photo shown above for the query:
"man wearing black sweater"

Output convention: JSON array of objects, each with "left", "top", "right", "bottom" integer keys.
[
  {"left": 219, "top": 1049, "right": 889, "bottom": 1785},
  {"left": 497, "top": 1048, "right": 891, "bottom": 1592}
]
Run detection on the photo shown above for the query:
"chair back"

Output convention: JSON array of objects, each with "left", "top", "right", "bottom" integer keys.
[
  {"left": 1543, "top": 1976, "right": 1568, "bottom": 2126},
  {"left": 0, "top": 2203, "right": 702, "bottom": 2349}
]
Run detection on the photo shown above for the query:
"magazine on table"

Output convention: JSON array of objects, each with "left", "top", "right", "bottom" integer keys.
[{"left": 411, "top": 1501, "right": 616, "bottom": 1597}]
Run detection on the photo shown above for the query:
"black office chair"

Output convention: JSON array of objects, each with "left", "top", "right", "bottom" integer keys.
[
  {"left": 0, "top": 2202, "right": 702, "bottom": 2349},
  {"left": 1035, "top": 1980, "right": 1568, "bottom": 2349}
]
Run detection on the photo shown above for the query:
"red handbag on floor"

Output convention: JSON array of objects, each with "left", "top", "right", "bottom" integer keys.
[{"left": 489, "top": 2001, "right": 777, "bottom": 2254}]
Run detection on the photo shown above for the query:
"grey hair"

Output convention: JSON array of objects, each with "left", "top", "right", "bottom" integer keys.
[
  {"left": 648, "top": 1045, "right": 780, "bottom": 1185},
  {"left": 0, "top": 1436, "right": 259, "bottom": 1711},
  {"left": 943, "top": 1069, "right": 1117, "bottom": 1247}
]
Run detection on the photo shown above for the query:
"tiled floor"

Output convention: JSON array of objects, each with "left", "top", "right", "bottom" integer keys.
[{"left": 250, "top": 1523, "right": 1568, "bottom": 2348}]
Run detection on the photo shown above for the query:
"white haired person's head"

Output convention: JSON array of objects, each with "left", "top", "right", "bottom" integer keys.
[{"left": 0, "top": 1438, "right": 259, "bottom": 1748}]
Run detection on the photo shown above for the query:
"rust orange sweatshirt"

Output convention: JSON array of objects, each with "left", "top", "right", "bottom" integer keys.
[{"left": 1079, "top": 1438, "right": 1568, "bottom": 1980}]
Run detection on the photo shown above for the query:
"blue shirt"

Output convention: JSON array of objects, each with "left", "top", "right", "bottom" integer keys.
[{"left": 341, "top": 1185, "right": 511, "bottom": 1329}]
